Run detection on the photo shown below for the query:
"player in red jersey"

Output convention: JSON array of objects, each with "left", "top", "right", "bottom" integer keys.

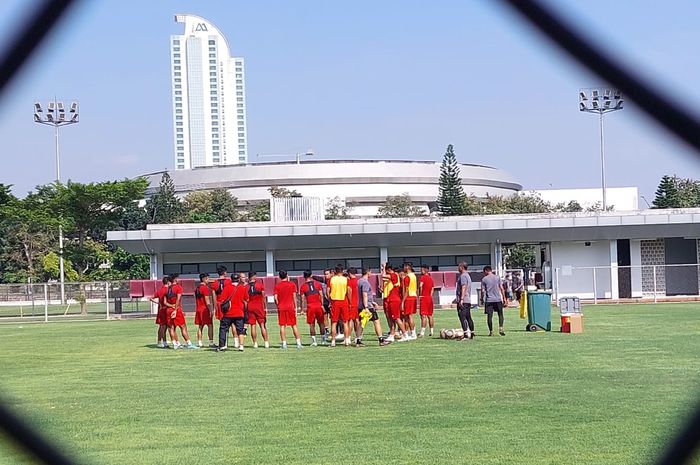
[
  {"left": 215, "top": 273, "right": 245, "bottom": 351},
  {"left": 382, "top": 264, "right": 408, "bottom": 342},
  {"left": 401, "top": 262, "right": 419, "bottom": 340},
  {"left": 194, "top": 273, "right": 215, "bottom": 347},
  {"left": 150, "top": 276, "right": 171, "bottom": 348},
  {"left": 274, "top": 270, "right": 302, "bottom": 349},
  {"left": 346, "top": 267, "right": 361, "bottom": 345},
  {"left": 300, "top": 270, "right": 326, "bottom": 346},
  {"left": 418, "top": 264, "right": 435, "bottom": 337},
  {"left": 246, "top": 271, "right": 270, "bottom": 349},
  {"left": 164, "top": 274, "right": 197, "bottom": 349},
  {"left": 211, "top": 266, "right": 240, "bottom": 348}
]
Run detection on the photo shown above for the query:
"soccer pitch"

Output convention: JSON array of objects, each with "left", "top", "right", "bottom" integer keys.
[{"left": 0, "top": 304, "right": 698, "bottom": 465}]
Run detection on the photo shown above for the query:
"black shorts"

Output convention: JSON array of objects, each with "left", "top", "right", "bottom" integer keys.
[
  {"left": 360, "top": 306, "right": 379, "bottom": 322},
  {"left": 232, "top": 317, "right": 246, "bottom": 335},
  {"left": 485, "top": 302, "right": 504, "bottom": 314}
]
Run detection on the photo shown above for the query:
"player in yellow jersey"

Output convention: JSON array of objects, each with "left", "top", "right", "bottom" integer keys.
[{"left": 401, "top": 262, "right": 419, "bottom": 340}]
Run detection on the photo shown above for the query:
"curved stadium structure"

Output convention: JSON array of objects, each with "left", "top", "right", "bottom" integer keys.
[{"left": 143, "top": 159, "right": 522, "bottom": 216}]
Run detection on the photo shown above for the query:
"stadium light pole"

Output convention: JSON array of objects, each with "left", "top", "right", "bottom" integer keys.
[
  {"left": 579, "top": 88, "right": 623, "bottom": 210},
  {"left": 33, "top": 99, "right": 79, "bottom": 305}
]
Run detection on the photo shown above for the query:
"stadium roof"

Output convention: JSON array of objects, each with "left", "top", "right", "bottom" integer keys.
[{"left": 108, "top": 209, "right": 700, "bottom": 254}]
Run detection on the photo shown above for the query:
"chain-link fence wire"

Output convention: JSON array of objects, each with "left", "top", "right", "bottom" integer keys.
[
  {"left": 0, "top": 281, "right": 150, "bottom": 322},
  {"left": 553, "top": 264, "right": 700, "bottom": 304}
]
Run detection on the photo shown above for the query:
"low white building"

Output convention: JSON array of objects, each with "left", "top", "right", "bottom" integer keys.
[{"left": 108, "top": 208, "right": 700, "bottom": 303}]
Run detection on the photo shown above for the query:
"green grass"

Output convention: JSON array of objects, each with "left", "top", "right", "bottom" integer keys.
[{"left": 0, "top": 304, "right": 698, "bottom": 465}]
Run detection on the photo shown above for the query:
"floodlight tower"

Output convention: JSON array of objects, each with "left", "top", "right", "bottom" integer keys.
[
  {"left": 579, "top": 89, "right": 623, "bottom": 210},
  {"left": 33, "top": 100, "right": 79, "bottom": 304}
]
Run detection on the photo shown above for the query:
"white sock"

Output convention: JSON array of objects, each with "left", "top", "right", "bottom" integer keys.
[
  {"left": 197, "top": 340, "right": 202, "bottom": 347},
  {"left": 253, "top": 342, "right": 259, "bottom": 348},
  {"left": 420, "top": 328, "right": 425, "bottom": 335},
  {"left": 429, "top": 328, "right": 434, "bottom": 335},
  {"left": 311, "top": 335, "right": 317, "bottom": 344},
  {"left": 411, "top": 330, "right": 416, "bottom": 337},
  {"left": 282, "top": 341, "right": 287, "bottom": 347},
  {"left": 264, "top": 341, "right": 270, "bottom": 348},
  {"left": 296, "top": 338, "right": 302, "bottom": 346},
  {"left": 234, "top": 339, "right": 239, "bottom": 348}
]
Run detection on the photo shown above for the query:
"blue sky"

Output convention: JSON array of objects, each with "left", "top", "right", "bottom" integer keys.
[{"left": 1, "top": 0, "right": 700, "bottom": 201}]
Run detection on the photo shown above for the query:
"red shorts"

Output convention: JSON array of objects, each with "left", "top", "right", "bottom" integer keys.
[
  {"left": 384, "top": 300, "right": 401, "bottom": 321},
  {"left": 156, "top": 307, "right": 168, "bottom": 325},
  {"left": 306, "top": 306, "right": 324, "bottom": 325},
  {"left": 278, "top": 308, "right": 297, "bottom": 326},
  {"left": 195, "top": 309, "right": 212, "bottom": 325},
  {"left": 346, "top": 305, "right": 359, "bottom": 321},
  {"left": 167, "top": 308, "right": 186, "bottom": 327},
  {"left": 330, "top": 300, "right": 348, "bottom": 323},
  {"left": 420, "top": 297, "right": 434, "bottom": 316},
  {"left": 248, "top": 308, "right": 267, "bottom": 325},
  {"left": 403, "top": 298, "right": 417, "bottom": 316}
]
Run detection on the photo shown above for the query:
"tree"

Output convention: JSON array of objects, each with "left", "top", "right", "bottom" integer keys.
[
  {"left": 553, "top": 200, "right": 583, "bottom": 213},
  {"left": 504, "top": 244, "right": 536, "bottom": 269},
  {"left": 437, "top": 144, "right": 467, "bottom": 216},
  {"left": 183, "top": 189, "right": 240, "bottom": 223},
  {"left": 145, "top": 172, "right": 184, "bottom": 224},
  {"left": 653, "top": 175, "right": 681, "bottom": 208},
  {"left": 376, "top": 193, "right": 426, "bottom": 218},
  {"left": 269, "top": 186, "right": 302, "bottom": 198},
  {"left": 325, "top": 196, "right": 350, "bottom": 220},
  {"left": 42, "top": 252, "right": 79, "bottom": 282},
  {"left": 242, "top": 202, "right": 270, "bottom": 222}
]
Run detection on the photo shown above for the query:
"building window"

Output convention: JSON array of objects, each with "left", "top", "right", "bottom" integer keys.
[
  {"left": 235, "top": 61, "right": 242, "bottom": 66},
  {"left": 237, "top": 97, "right": 243, "bottom": 102},
  {"left": 174, "top": 78, "right": 181, "bottom": 82},
  {"left": 210, "top": 78, "right": 217, "bottom": 83},
  {"left": 173, "top": 47, "right": 180, "bottom": 52},
  {"left": 212, "top": 127, "right": 219, "bottom": 132},
  {"left": 212, "top": 145, "right": 219, "bottom": 150},
  {"left": 176, "top": 122, "right": 183, "bottom": 126},
  {"left": 175, "top": 84, "right": 181, "bottom": 89},
  {"left": 238, "top": 115, "right": 244, "bottom": 120},
  {"left": 209, "top": 53, "right": 216, "bottom": 58},
  {"left": 212, "top": 115, "right": 218, "bottom": 120},
  {"left": 211, "top": 109, "right": 218, "bottom": 114},
  {"left": 176, "top": 115, "right": 182, "bottom": 120},
  {"left": 237, "top": 110, "right": 243, "bottom": 114},
  {"left": 176, "top": 128, "right": 183, "bottom": 133},
  {"left": 238, "top": 144, "right": 245, "bottom": 149},
  {"left": 173, "top": 60, "right": 180, "bottom": 64},
  {"left": 176, "top": 109, "right": 182, "bottom": 114},
  {"left": 210, "top": 72, "right": 217, "bottom": 77},
  {"left": 209, "top": 47, "right": 215, "bottom": 52},
  {"left": 237, "top": 103, "right": 243, "bottom": 108},
  {"left": 238, "top": 138, "right": 245, "bottom": 143},
  {"left": 174, "top": 53, "right": 180, "bottom": 58},
  {"left": 235, "top": 74, "right": 242, "bottom": 78},
  {"left": 235, "top": 67, "right": 242, "bottom": 72},
  {"left": 175, "top": 103, "right": 182, "bottom": 108},
  {"left": 175, "top": 91, "right": 182, "bottom": 96},
  {"left": 239, "top": 150, "right": 245, "bottom": 155},
  {"left": 236, "top": 85, "right": 243, "bottom": 90},
  {"left": 236, "top": 91, "right": 243, "bottom": 96},
  {"left": 208, "top": 40, "right": 215, "bottom": 45},
  {"left": 235, "top": 79, "right": 242, "bottom": 84},
  {"left": 213, "top": 158, "right": 220, "bottom": 163},
  {"left": 238, "top": 133, "right": 245, "bottom": 138},
  {"left": 177, "top": 165, "right": 184, "bottom": 169},
  {"left": 213, "top": 151, "right": 219, "bottom": 156},
  {"left": 172, "top": 39, "right": 180, "bottom": 45},
  {"left": 210, "top": 65, "right": 216, "bottom": 71},
  {"left": 174, "top": 65, "right": 180, "bottom": 70},
  {"left": 175, "top": 97, "right": 182, "bottom": 102},
  {"left": 174, "top": 72, "right": 181, "bottom": 77},
  {"left": 211, "top": 96, "right": 218, "bottom": 102},
  {"left": 212, "top": 121, "right": 218, "bottom": 126},
  {"left": 177, "top": 147, "right": 184, "bottom": 152}
]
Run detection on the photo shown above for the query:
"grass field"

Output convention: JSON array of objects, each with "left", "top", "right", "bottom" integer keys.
[{"left": 0, "top": 304, "right": 698, "bottom": 465}]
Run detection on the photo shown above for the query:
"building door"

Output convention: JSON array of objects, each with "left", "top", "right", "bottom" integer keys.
[
  {"left": 664, "top": 238, "right": 699, "bottom": 296},
  {"left": 617, "top": 239, "right": 632, "bottom": 299}
]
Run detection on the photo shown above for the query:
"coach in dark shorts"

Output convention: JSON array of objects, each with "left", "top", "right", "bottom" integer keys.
[{"left": 481, "top": 266, "right": 506, "bottom": 336}]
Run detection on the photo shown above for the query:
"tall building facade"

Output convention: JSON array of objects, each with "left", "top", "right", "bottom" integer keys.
[{"left": 170, "top": 14, "right": 247, "bottom": 170}]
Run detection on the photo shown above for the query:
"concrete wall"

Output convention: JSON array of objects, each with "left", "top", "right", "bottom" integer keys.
[{"left": 551, "top": 241, "right": 613, "bottom": 299}]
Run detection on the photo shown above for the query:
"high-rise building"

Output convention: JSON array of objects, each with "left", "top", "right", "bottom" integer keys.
[{"left": 170, "top": 14, "right": 247, "bottom": 170}]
